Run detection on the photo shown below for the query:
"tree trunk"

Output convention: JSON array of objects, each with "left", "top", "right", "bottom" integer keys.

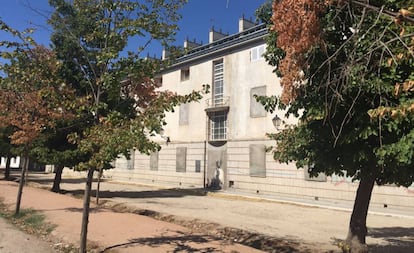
[
  {"left": 79, "top": 168, "right": 94, "bottom": 253},
  {"left": 96, "top": 168, "right": 103, "bottom": 205},
  {"left": 24, "top": 157, "right": 29, "bottom": 185},
  {"left": 4, "top": 155, "right": 11, "bottom": 180},
  {"left": 51, "top": 164, "right": 64, "bottom": 193},
  {"left": 345, "top": 174, "right": 376, "bottom": 253},
  {"left": 15, "top": 152, "right": 29, "bottom": 215}
]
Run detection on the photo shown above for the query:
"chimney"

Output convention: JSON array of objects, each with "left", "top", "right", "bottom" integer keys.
[
  {"left": 144, "top": 53, "right": 159, "bottom": 61},
  {"left": 209, "top": 27, "right": 227, "bottom": 43},
  {"left": 184, "top": 38, "right": 202, "bottom": 50},
  {"left": 239, "top": 16, "right": 256, "bottom": 32},
  {"left": 162, "top": 49, "right": 170, "bottom": 60}
]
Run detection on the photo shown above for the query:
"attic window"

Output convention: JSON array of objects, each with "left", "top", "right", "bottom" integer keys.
[
  {"left": 180, "top": 67, "right": 190, "bottom": 81},
  {"left": 250, "top": 45, "right": 266, "bottom": 62}
]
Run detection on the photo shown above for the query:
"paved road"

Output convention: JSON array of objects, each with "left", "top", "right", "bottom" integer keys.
[
  {"left": 23, "top": 172, "right": 414, "bottom": 253},
  {"left": 0, "top": 217, "right": 56, "bottom": 253}
]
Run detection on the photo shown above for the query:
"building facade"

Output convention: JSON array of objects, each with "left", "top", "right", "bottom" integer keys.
[{"left": 104, "top": 19, "right": 414, "bottom": 210}]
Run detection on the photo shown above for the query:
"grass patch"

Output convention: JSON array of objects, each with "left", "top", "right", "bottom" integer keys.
[
  {"left": 13, "top": 208, "right": 48, "bottom": 233},
  {"left": 0, "top": 198, "right": 56, "bottom": 236}
]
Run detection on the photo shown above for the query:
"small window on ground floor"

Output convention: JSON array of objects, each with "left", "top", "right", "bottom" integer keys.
[
  {"left": 304, "top": 166, "right": 327, "bottom": 182},
  {"left": 176, "top": 147, "right": 187, "bottom": 172},
  {"left": 249, "top": 144, "right": 266, "bottom": 177},
  {"left": 195, "top": 160, "right": 201, "bottom": 173},
  {"left": 150, "top": 150, "right": 159, "bottom": 171}
]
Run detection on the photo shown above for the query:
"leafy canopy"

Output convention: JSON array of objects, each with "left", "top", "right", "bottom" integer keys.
[
  {"left": 264, "top": 0, "right": 414, "bottom": 186},
  {"left": 47, "top": 0, "right": 206, "bottom": 171},
  {"left": 0, "top": 21, "right": 77, "bottom": 147}
]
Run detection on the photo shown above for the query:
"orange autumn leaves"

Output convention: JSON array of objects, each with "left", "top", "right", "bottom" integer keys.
[
  {"left": 271, "top": 0, "right": 325, "bottom": 104},
  {"left": 271, "top": 0, "right": 414, "bottom": 106},
  {"left": 0, "top": 45, "right": 76, "bottom": 145}
]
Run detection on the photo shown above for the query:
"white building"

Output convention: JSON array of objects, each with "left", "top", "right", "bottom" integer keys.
[
  {"left": 101, "top": 19, "right": 414, "bottom": 210},
  {"left": 0, "top": 157, "right": 21, "bottom": 169}
]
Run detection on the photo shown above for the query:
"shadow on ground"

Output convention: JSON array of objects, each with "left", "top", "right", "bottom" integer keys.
[
  {"left": 66, "top": 188, "right": 207, "bottom": 199},
  {"left": 27, "top": 176, "right": 89, "bottom": 185},
  {"left": 100, "top": 230, "right": 307, "bottom": 253},
  {"left": 100, "top": 231, "right": 215, "bottom": 253},
  {"left": 368, "top": 227, "right": 414, "bottom": 253},
  {"left": 37, "top": 207, "right": 106, "bottom": 213}
]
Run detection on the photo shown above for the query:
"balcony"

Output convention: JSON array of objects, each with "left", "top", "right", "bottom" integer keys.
[{"left": 205, "top": 96, "right": 230, "bottom": 113}]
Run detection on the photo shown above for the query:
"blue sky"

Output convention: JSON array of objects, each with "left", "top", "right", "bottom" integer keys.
[{"left": 0, "top": 0, "right": 265, "bottom": 58}]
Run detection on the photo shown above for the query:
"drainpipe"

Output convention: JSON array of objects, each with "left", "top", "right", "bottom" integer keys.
[{"left": 203, "top": 140, "right": 207, "bottom": 189}]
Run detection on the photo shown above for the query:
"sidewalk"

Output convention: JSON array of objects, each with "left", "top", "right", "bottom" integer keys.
[{"left": 2, "top": 171, "right": 414, "bottom": 252}]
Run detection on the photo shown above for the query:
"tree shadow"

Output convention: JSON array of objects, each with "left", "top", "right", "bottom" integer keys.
[
  {"left": 100, "top": 230, "right": 310, "bottom": 253},
  {"left": 37, "top": 207, "right": 105, "bottom": 213},
  {"left": 65, "top": 188, "right": 207, "bottom": 199},
  {"left": 100, "top": 231, "right": 218, "bottom": 253},
  {"left": 368, "top": 227, "right": 414, "bottom": 253},
  {"left": 28, "top": 177, "right": 91, "bottom": 185}
]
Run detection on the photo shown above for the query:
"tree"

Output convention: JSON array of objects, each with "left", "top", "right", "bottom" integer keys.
[
  {"left": 30, "top": 121, "right": 90, "bottom": 192},
  {"left": 0, "top": 22, "right": 77, "bottom": 214},
  {"left": 46, "top": 1, "right": 206, "bottom": 252},
  {"left": 0, "top": 127, "right": 15, "bottom": 180},
  {"left": 263, "top": 1, "right": 414, "bottom": 252}
]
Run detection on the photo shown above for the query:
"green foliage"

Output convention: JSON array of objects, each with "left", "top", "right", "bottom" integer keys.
[
  {"left": 0, "top": 24, "right": 77, "bottom": 151},
  {"left": 0, "top": 127, "right": 15, "bottom": 157},
  {"left": 266, "top": 0, "right": 414, "bottom": 186},
  {"left": 255, "top": 0, "right": 285, "bottom": 77},
  {"left": 3, "top": 207, "right": 56, "bottom": 236},
  {"left": 46, "top": 0, "right": 204, "bottom": 172}
]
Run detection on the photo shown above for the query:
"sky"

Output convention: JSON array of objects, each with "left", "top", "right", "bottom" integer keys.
[{"left": 0, "top": 0, "right": 265, "bottom": 58}]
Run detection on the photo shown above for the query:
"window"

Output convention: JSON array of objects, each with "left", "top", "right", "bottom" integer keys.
[
  {"left": 249, "top": 144, "right": 266, "bottom": 177},
  {"left": 250, "top": 45, "right": 266, "bottom": 62},
  {"left": 180, "top": 67, "right": 190, "bottom": 81},
  {"left": 154, "top": 76, "right": 163, "bottom": 87},
  {"left": 126, "top": 151, "right": 135, "bottom": 170},
  {"left": 304, "top": 166, "right": 327, "bottom": 182},
  {"left": 150, "top": 151, "right": 159, "bottom": 171},
  {"left": 213, "top": 60, "right": 224, "bottom": 105},
  {"left": 176, "top": 147, "right": 187, "bottom": 172},
  {"left": 250, "top": 86, "right": 267, "bottom": 118},
  {"left": 179, "top": 103, "right": 189, "bottom": 125},
  {"left": 210, "top": 111, "right": 227, "bottom": 140},
  {"left": 195, "top": 160, "right": 201, "bottom": 173}
]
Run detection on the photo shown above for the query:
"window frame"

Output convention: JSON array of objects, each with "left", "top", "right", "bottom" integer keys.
[
  {"left": 250, "top": 45, "right": 266, "bottom": 62},
  {"left": 180, "top": 67, "right": 190, "bottom": 81},
  {"left": 209, "top": 111, "right": 227, "bottom": 141},
  {"left": 212, "top": 60, "right": 224, "bottom": 105}
]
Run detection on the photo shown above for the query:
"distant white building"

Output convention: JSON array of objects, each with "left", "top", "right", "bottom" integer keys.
[{"left": 0, "top": 157, "right": 21, "bottom": 169}]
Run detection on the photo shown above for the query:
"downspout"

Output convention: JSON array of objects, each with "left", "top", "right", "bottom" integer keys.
[{"left": 203, "top": 140, "right": 206, "bottom": 189}]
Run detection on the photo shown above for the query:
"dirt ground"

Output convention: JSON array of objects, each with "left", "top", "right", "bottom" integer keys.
[
  {"left": 44, "top": 174, "right": 414, "bottom": 253},
  {"left": 0, "top": 180, "right": 264, "bottom": 253},
  {"left": 1, "top": 172, "right": 414, "bottom": 253}
]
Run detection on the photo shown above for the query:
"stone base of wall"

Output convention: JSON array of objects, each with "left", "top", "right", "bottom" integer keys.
[{"left": 103, "top": 140, "right": 414, "bottom": 210}]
